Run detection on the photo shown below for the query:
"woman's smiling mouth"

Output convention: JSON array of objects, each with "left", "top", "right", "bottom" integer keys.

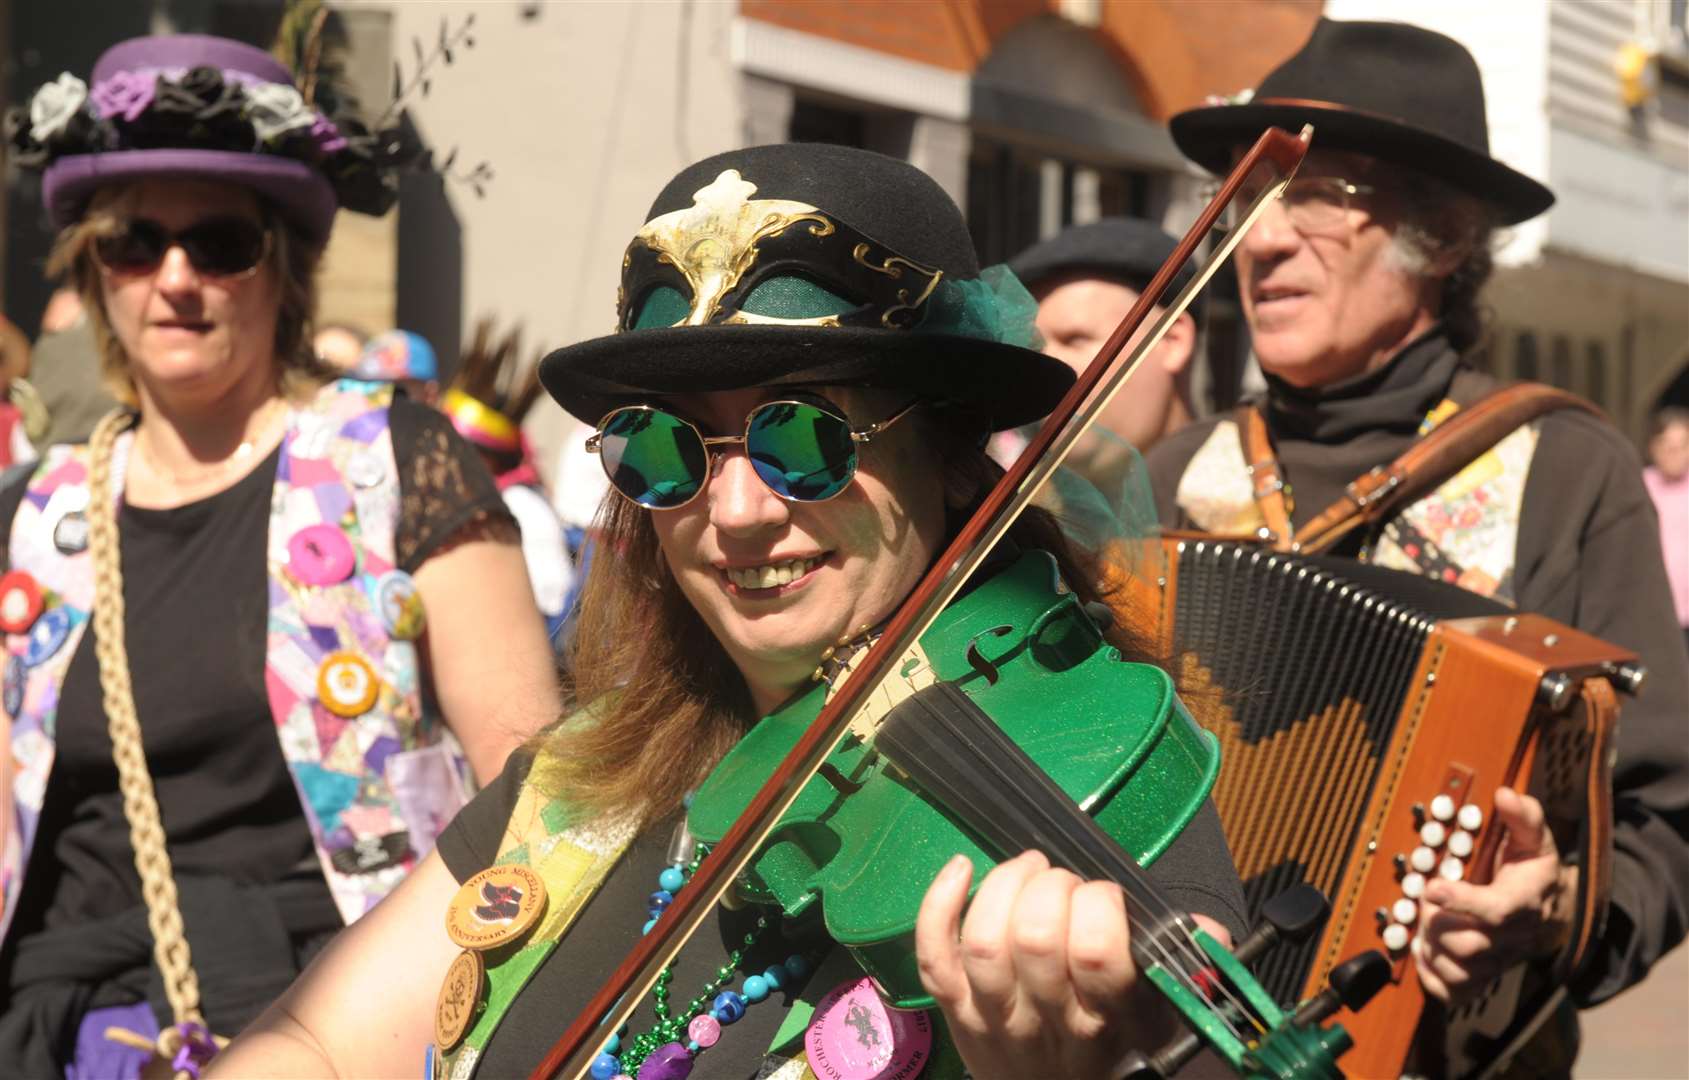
[{"left": 720, "top": 554, "right": 828, "bottom": 595}]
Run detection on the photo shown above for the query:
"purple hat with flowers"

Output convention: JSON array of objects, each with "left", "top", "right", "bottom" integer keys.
[{"left": 10, "top": 34, "right": 397, "bottom": 243}]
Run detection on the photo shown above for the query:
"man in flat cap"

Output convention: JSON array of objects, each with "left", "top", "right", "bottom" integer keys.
[
  {"left": 1010, "top": 218, "right": 1199, "bottom": 463},
  {"left": 1149, "top": 15, "right": 1688, "bottom": 1072}
]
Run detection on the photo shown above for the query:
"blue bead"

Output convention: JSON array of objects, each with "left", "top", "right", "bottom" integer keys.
[
  {"left": 712, "top": 991, "right": 746, "bottom": 1024},
  {"left": 649, "top": 889, "right": 674, "bottom": 910},
  {"left": 603, "top": 1034, "right": 621, "bottom": 1055},
  {"left": 742, "top": 975, "right": 769, "bottom": 1003},
  {"left": 589, "top": 1052, "right": 620, "bottom": 1080},
  {"left": 642, "top": 917, "right": 658, "bottom": 935},
  {"left": 783, "top": 955, "right": 810, "bottom": 980},
  {"left": 658, "top": 867, "right": 686, "bottom": 893},
  {"left": 687, "top": 1041, "right": 700, "bottom": 1053},
  {"left": 761, "top": 965, "right": 786, "bottom": 991}
]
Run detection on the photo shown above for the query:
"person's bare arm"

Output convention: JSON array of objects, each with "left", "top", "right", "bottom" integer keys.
[
  {"left": 415, "top": 524, "right": 561, "bottom": 785},
  {"left": 211, "top": 851, "right": 460, "bottom": 1078}
]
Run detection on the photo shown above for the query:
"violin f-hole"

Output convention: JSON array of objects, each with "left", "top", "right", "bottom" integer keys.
[
  {"left": 817, "top": 762, "right": 865, "bottom": 796},
  {"left": 965, "top": 624, "right": 1015, "bottom": 685}
]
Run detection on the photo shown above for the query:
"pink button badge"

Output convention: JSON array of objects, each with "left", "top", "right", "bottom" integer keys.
[
  {"left": 805, "top": 977, "right": 933, "bottom": 1080},
  {"left": 286, "top": 525, "right": 357, "bottom": 586}
]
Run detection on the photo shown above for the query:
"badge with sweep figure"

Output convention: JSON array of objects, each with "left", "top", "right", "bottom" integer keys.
[{"left": 805, "top": 977, "right": 932, "bottom": 1080}]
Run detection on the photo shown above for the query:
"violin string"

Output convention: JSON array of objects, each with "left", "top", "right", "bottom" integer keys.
[
  {"left": 914, "top": 705, "right": 1262, "bottom": 1042},
  {"left": 924, "top": 715, "right": 1253, "bottom": 1024},
  {"left": 886, "top": 701, "right": 1261, "bottom": 1044}
]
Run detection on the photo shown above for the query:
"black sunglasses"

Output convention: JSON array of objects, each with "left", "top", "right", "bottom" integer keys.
[{"left": 92, "top": 216, "right": 271, "bottom": 279}]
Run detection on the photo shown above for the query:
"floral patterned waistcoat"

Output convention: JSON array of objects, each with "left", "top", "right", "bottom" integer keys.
[
  {"left": 0, "top": 380, "right": 471, "bottom": 946},
  {"left": 1173, "top": 400, "right": 1541, "bottom": 603}
]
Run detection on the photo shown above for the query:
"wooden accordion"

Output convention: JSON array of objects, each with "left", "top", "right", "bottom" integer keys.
[{"left": 1115, "top": 537, "right": 1640, "bottom": 1078}]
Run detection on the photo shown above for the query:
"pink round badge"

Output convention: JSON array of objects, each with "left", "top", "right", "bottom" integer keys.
[
  {"left": 287, "top": 525, "right": 357, "bottom": 586},
  {"left": 805, "top": 978, "right": 932, "bottom": 1080}
]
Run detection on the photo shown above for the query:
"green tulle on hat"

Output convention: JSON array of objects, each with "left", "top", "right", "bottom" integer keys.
[{"left": 920, "top": 265, "right": 1044, "bottom": 352}]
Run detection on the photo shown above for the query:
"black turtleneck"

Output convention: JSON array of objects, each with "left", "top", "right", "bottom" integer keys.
[
  {"left": 1144, "top": 329, "right": 1689, "bottom": 1011},
  {"left": 1259, "top": 326, "right": 1462, "bottom": 445}
]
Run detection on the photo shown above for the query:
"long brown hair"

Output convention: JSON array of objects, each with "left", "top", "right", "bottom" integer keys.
[{"left": 536, "top": 408, "right": 1162, "bottom": 823}]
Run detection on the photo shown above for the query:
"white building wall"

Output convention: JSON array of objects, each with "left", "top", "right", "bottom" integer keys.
[
  {"left": 1545, "top": 0, "right": 1689, "bottom": 283},
  {"left": 1322, "top": 0, "right": 1554, "bottom": 267},
  {"left": 366, "top": 0, "right": 745, "bottom": 474}
]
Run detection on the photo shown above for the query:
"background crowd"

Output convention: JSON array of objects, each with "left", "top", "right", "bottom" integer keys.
[{"left": 0, "top": 2, "right": 1685, "bottom": 1078}]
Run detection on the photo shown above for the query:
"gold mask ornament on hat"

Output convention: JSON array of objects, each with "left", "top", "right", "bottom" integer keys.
[{"left": 618, "top": 170, "right": 945, "bottom": 333}]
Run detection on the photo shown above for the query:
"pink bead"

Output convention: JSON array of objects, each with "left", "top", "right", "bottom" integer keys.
[{"left": 687, "top": 1013, "right": 721, "bottom": 1048}]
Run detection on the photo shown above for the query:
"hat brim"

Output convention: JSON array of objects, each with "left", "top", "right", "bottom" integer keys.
[
  {"left": 540, "top": 325, "right": 1076, "bottom": 432},
  {"left": 42, "top": 149, "right": 338, "bottom": 242},
  {"left": 1170, "top": 101, "right": 1553, "bottom": 225}
]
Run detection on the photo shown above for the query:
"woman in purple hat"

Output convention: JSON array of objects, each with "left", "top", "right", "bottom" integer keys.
[{"left": 0, "top": 34, "right": 559, "bottom": 1076}]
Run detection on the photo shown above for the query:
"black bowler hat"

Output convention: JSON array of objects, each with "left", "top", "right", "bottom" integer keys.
[
  {"left": 1009, "top": 218, "right": 1195, "bottom": 298},
  {"left": 1170, "top": 18, "right": 1554, "bottom": 225},
  {"left": 540, "top": 143, "right": 1074, "bottom": 431}
]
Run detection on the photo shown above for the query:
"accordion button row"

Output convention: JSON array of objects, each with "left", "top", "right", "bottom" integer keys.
[{"left": 1383, "top": 800, "right": 1485, "bottom": 951}]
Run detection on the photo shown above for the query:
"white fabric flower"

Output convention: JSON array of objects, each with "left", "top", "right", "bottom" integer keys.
[
  {"left": 244, "top": 81, "right": 317, "bottom": 143},
  {"left": 30, "top": 72, "right": 88, "bottom": 142}
]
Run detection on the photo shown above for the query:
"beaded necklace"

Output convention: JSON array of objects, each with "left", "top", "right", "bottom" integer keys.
[{"left": 588, "top": 818, "right": 814, "bottom": 1080}]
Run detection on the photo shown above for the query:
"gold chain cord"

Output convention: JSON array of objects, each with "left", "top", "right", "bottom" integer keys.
[{"left": 88, "top": 409, "right": 213, "bottom": 1074}]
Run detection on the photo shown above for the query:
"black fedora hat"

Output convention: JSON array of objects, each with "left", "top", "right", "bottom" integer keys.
[
  {"left": 1009, "top": 217, "right": 1195, "bottom": 298},
  {"left": 539, "top": 143, "right": 1073, "bottom": 431},
  {"left": 1170, "top": 18, "right": 1553, "bottom": 225}
]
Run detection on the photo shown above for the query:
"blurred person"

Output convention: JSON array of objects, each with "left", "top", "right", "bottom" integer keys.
[
  {"left": 40, "top": 285, "right": 86, "bottom": 335},
  {"left": 0, "top": 314, "right": 33, "bottom": 467},
  {"left": 1008, "top": 218, "right": 1199, "bottom": 471},
  {"left": 312, "top": 320, "right": 367, "bottom": 372},
  {"left": 1151, "top": 16, "right": 1689, "bottom": 1069},
  {"left": 1644, "top": 406, "right": 1689, "bottom": 650},
  {"left": 350, "top": 327, "right": 440, "bottom": 405},
  {"left": 0, "top": 34, "right": 558, "bottom": 1076},
  {"left": 28, "top": 288, "right": 123, "bottom": 447},
  {"left": 441, "top": 318, "right": 575, "bottom": 637},
  {"left": 981, "top": 220, "right": 1198, "bottom": 554}
]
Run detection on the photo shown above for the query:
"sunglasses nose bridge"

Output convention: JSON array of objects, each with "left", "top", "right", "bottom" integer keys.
[{"left": 153, "top": 241, "right": 204, "bottom": 287}]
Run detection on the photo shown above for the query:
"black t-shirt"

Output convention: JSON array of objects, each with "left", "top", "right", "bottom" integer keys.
[
  {"left": 0, "top": 394, "right": 509, "bottom": 949},
  {"left": 435, "top": 749, "right": 1248, "bottom": 1078}
]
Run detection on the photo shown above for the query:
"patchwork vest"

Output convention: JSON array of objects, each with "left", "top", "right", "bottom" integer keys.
[
  {"left": 0, "top": 380, "right": 471, "bottom": 946},
  {"left": 1172, "top": 401, "right": 1542, "bottom": 603}
]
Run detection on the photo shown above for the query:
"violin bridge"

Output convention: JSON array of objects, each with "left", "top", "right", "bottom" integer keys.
[{"left": 829, "top": 641, "right": 937, "bottom": 742}]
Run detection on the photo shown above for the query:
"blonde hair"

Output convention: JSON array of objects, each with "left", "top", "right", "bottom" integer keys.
[
  {"left": 45, "top": 183, "right": 332, "bottom": 407},
  {"left": 539, "top": 411, "right": 1162, "bottom": 823}
]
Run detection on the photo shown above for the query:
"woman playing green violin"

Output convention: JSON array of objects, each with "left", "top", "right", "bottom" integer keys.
[{"left": 216, "top": 143, "right": 1248, "bottom": 1080}]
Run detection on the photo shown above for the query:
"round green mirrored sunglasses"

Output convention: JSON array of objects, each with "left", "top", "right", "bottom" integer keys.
[{"left": 586, "top": 397, "right": 920, "bottom": 510}]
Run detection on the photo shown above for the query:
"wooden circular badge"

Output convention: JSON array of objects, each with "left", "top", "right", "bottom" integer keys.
[
  {"left": 434, "top": 949, "right": 484, "bottom": 1051},
  {"left": 445, "top": 865, "right": 548, "bottom": 951}
]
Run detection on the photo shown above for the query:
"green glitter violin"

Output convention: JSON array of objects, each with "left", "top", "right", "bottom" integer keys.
[{"left": 531, "top": 125, "right": 1388, "bottom": 1080}]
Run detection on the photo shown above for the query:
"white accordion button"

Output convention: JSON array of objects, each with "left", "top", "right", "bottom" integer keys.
[
  {"left": 1410, "top": 846, "right": 1438, "bottom": 873},
  {"left": 1382, "top": 923, "right": 1411, "bottom": 951},
  {"left": 1419, "top": 822, "right": 1448, "bottom": 848},
  {"left": 1430, "top": 794, "right": 1456, "bottom": 822},
  {"left": 1401, "top": 872, "right": 1426, "bottom": 899},
  {"left": 1457, "top": 803, "right": 1483, "bottom": 831},
  {"left": 1392, "top": 898, "right": 1418, "bottom": 925},
  {"left": 1447, "top": 830, "right": 1475, "bottom": 858},
  {"left": 1439, "top": 857, "right": 1464, "bottom": 881}
]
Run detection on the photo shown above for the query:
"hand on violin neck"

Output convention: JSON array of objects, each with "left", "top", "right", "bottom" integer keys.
[
  {"left": 1412, "top": 786, "right": 1573, "bottom": 1006},
  {"left": 914, "top": 850, "right": 1230, "bottom": 1080}
]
